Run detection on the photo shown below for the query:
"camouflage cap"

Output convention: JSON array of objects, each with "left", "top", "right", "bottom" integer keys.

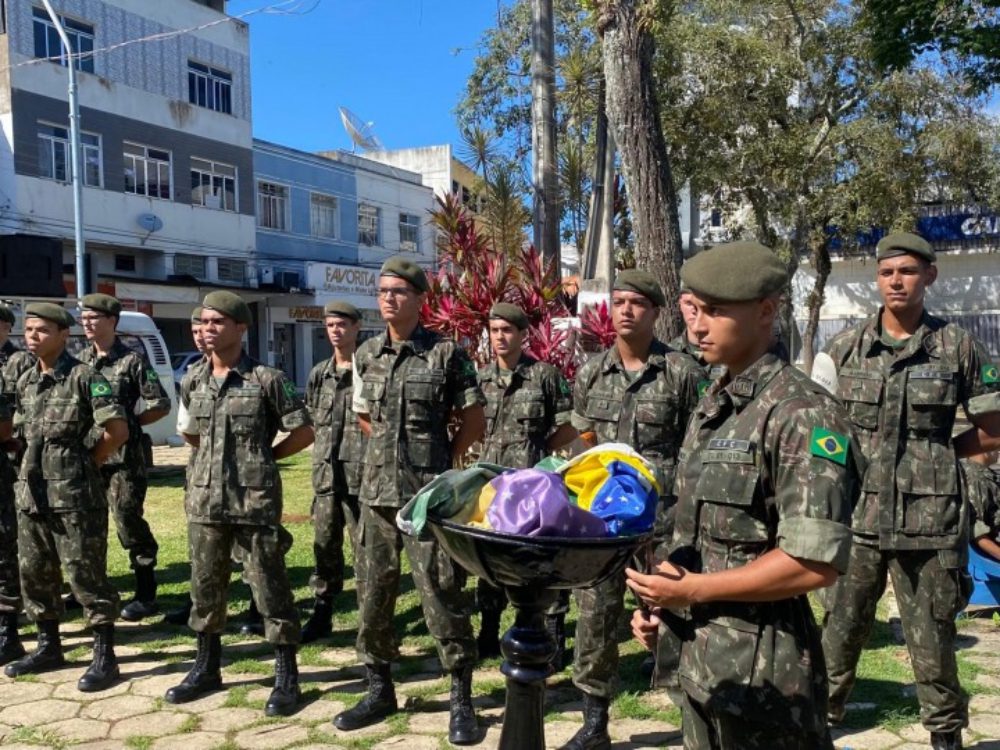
[
  {"left": 876, "top": 231, "right": 935, "bottom": 263},
  {"left": 25, "top": 302, "right": 74, "bottom": 329},
  {"left": 613, "top": 269, "right": 666, "bottom": 307},
  {"left": 489, "top": 302, "right": 529, "bottom": 330},
  {"left": 323, "top": 300, "right": 362, "bottom": 321},
  {"left": 380, "top": 256, "right": 429, "bottom": 293},
  {"left": 201, "top": 290, "right": 251, "bottom": 325},
  {"left": 190, "top": 306, "right": 203, "bottom": 325},
  {"left": 80, "top": 292, "right": 122, "bottom": 317},
  {"left": 0, "top": 304, "right": 14, "bottom": 325},
  {"left": 681, "top": 241, "right": 787, "bottom": 301}
]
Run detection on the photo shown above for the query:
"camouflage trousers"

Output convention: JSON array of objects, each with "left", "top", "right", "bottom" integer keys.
[
  {"left": 476, "top": 580, "right": 569, "bottom": 618},
  {"left": 310, "top": 491, "right": 361, "bottom": 600},
  {"left": 355, "top": 504, "right": 475, "bottom": 671},
  {"left": 0, "top": 479, "right": 20, "bottom": 614},
  {"left": 572, "top": 570, "right": 627, "bottom": 698},
  {"left": 187, "top": 522, "right": 300, "bottom": 645},
  {"left": 17, "top": 508, "right": 120, "bottom": 626},
  {"left": 102, "top": 465, "right": 158, "bottom": 569},
  {"left": 681, "top": 692, "right": 834, "bottom": 750},
  {"left": 822, "top": 543, "right": 972, "bottom": 733}
]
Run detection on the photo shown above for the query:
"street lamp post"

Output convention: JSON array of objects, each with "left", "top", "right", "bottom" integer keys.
[{"left": 40, "top": 0, "right": 87, "bottom": 296}]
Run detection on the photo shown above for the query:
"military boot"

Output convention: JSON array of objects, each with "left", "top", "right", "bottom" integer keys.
[
  {"left": 558, "top": 693, "right": 611, "bottom": 750},
  {"left": 120, "top": 566, "right": 158, "bottom": 622},
  {"left": 164, "top": 632, "right": 223, "bottom": 703},
  {"left": 239, "top": 598, "right": 264, "bottom": 637},
  {"left": 448, "top": 664, "right": 479, "bottom": 745},
  {"left": 0, "top": 612, "right": 25, "bottom": 666},
  {"left": 299, "top": 597, "right": 333, "bottom": 644},
  {"left": 931, "top": 730, "right": 963, "bottom": 750},
  {"left": 546, "top": 612, "right": 566, "bottom": 671},
  {"left": 77, "top": 623, "right": 120, "bottom": 692},
  {"left": 162, "top": 597, "right": 193, "bottom": 626},
  {"left": 476, "top": 608, "right": 502, "bottom": 659},
  {"left": 332, "top": 664, "right": 397, "bottom": 730},
  {"left": 265, "top": 645, "right": 301, "bottom": 716},
  {"left": 4, "top": 619, "right": 65, "bottom": 677}
]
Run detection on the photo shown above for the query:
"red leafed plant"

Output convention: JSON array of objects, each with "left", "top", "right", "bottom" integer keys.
[{"left": 578, "top": 300, "right": 616, "bottom": 352}]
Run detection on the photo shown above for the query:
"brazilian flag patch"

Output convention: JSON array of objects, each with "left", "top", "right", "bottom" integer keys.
[
  {"left": 811, "top": 426, "right": 848, "bottom": 465},
  {"left": 697, "top": 380, "right": 712, "bottom": 398},
  {"left": 282, "top": 380, "right": 298, "bottom": 399},
  {"left": 90, "top": 381, "right": 112, "bottom": 398},
  {"left": 983, "top": 364, "right": 1000, "bottom": 384},
  {"left": 146, "top": 368, "right": 159, "bottom": 382},
  {"left": 559, "top": 377, "right": 571, "bottom": 396},
  {"left": 462, "top": 360, "right": 476, "bottom": 378}
]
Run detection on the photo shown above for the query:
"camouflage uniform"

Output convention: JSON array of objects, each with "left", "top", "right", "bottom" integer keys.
[
  {"left": 306, "top": 357, "right": 365, "bottom": 600},
  {"left": 669, "top": 352, "right": 857, "bottom": 749},
  {"left": 0, "top": 342, "right": 33, "bottom": 617},
  {"left": 821, "top": 310, "right": 999, "bottom": 734},
  {"left": 963, "top": 459, "right": 1000, "bottom": 549},
  {"left": 79, "top": 338, "right": 170, "bottom": 568},
  {"left": 352, "top": 325, "right": 485, "bottom": 670},
  {"left": 14, "top": 351, "right": 125, "bottom": 627},
  {"left": 476, "top": 355, "right": 572, "bottom": 616},
  {"left": 180, "top": 352, "right": 310, "bottom": 644},
  {"left": 570, "top": 340, "right": 701, "bottom": 699}
]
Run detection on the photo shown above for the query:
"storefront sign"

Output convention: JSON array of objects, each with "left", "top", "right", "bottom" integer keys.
[{"left": 306, "top": 262, "right": 378, "bottom": 297}]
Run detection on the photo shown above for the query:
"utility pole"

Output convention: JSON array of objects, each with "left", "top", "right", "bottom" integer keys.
[
  {"left": 41, "top": 0, "right": 87, "bottom": 296},
  {"left": 531, "top": 0, "right": 560, "bottom": 271}
]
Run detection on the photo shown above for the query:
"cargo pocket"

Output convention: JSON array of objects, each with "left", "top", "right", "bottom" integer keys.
[
  {"left": 635, "top": 397, "right": 677, "bottom": 453},
  {"left": 228, "top": 394, "right": 263, "bottom": 437},
  {"left": 932, "top": 554, "right": 974, "bottom": 621},
  {"left": 837, "top": 369, "right": 883, "bottom": 432},
  {"left": 405, "top": 370, "right": 445, "bottom": 426},
  {"left": 693, "top": 462, "right": 767, "bottom": 553},
  {"left": 360, "top": 377, "right": 386, "bottom": 421},
  {"left": 680, "top": 616, "right": 762, "bottom": 709},
  {"left": 41, "top": 401, "right": 82, "bottom": 441},
  {"left": 906, "top": 369, "right": 957, "bottom": 433}
]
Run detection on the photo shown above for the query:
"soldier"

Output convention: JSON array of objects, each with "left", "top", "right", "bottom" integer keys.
[
  {"left": 562, "top": 270, "right": 702, "bottom": 750},
  {"left": 627, "top": 242, "right": 859, "bottom": 749},
  {"left": 964, "top": 452, "right": 1000, "bottom": 562},
  {"left": 4, "top": 303, "right": 129, "bottom": 692},
  {"left": 333, "top": 257, "right": 485, "bottom": 745},
  {"left": 300, "top": 300, "right": 366, "bottom": 643},
  {"left": 165, "top": 291, "right": 314, "bottom": 717},
  {"left": 819, "top": 232, "right": 1000, "bottom": 750},
  {"left": 77, "top": 294, "right": 171, "bottom": 621},
  {"left": 0, "top": 304, "right": 34, "bottom": 665},
  {"left": 475, "top": 302, "right": 576, "bottom": 662}
]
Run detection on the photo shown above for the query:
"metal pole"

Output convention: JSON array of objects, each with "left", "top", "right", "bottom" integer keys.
[{"left": 40, "top": 0, "right": 86, "bottom": 296}]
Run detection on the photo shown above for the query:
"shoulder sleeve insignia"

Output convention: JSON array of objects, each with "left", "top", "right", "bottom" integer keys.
[
  {"left": 697, "top": 379, "right": 712, "bottom": 398},
  {"left": 810, "top": 426, "right": 848, "bottom": 465},
  {"left": 983, "top": 364, "right": 999, "bottom": 384},
  {"left": 282, "top": 379, "right": 298, "bottom": 399},
  {"left": 90, "top": 381, "right": 112, "bottom": 398},
  {"left": 146, "top": 367, "right": 159, "bottom": 382}
]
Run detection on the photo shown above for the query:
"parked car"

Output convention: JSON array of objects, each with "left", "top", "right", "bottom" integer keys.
[{"left": 171, "top": 351, "right": 203, "bottom": 387}]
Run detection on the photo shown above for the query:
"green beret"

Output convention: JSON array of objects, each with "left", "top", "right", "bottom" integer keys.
[
  {"left": 25, "top": 302, "right": 74, "bottom": 329},
  {"left": 80, "top": 292, "right": 122, "bottom": 317},
  {"left": 202, "top": 290, "right": 251, "bottom": 325},
  {"left": 323, "top": 300, "right": 362, "bottom": 321},
  {"left": 190, "top": 307, "right": 203, "bottom": 325},
  {"left": 380, "top": 256, "right": 429, "bottom": 293},
  {"left": 613, "top": 269, "right": 665, "bottom": 307},
  {"left": 876, "top": 231, "right": 935, "bottom": 263},
  {"left": 681, "top": 242, "right": 788, "bottom": 302},
  {"left": 489, "top": 302, "right": 529, "bottom": 330},
  {"left": 0, "top": 304, "right": 14, "bottom": 326}
]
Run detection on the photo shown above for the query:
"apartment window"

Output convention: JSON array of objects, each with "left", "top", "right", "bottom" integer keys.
[
  {"left": 190, "top": 157, "right": 236, "bottom": 211},
  {"left": 257, "top": 181, "right": 288, "bottom": 230},
  {"left": 174, "top": 254, "right": 206, "bottom": 279},
  {"left": 399, "top": 213, "right": 420, "bottom": 252},
  {"left": 358, "top": 203, "right": 380, "bottom": 246},
  {"left": 114, "top": 254, "right": 136, "bottom": 272},
  {"left": 123, "top": 143, "right": 171, "bottom": 199},
  {"left": 310, "top": 193, "right": 338, "bottom": 239},
  {"left": 188, "top": 60, "right": 232, "bottom": 114},
  {"left": 33, "top": 7, "right": 94, "bottom": 73},
  {"left": 38, "top": 123, "right": 101, "bottom": 186},
  {"left": 217, "top": 258, "right": 246, "bottom": 284}
]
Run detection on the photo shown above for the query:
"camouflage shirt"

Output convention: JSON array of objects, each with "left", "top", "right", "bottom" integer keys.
[
  {"left": 0, "top": 341, "right": 35, "bottom": 412},
  {"left": 180, "top": 352, "right": 311, "bottom": 525},
  {"left": 78, "top": 337, "right": 171, "bottom": 469},
  {"left": 352, "top": 325, "right": 485, "bottom": 508},
  {"left": 14, "top": 351, "right": 126, "bottom": 513},
  {"left": 963, "top": 459, "right": 1000, "bottom": 545},
  {"left": 670, "top": 352, "right": 859, "bottom": 734},
  {"left": 571, "top": 339, "right": 702, "bottom": 497},
  {"left": 824, "top": 309, "right": 1000, "bottom": 550},
  {"left": 478, "top": 354, "right": 572, "bottom": 468},
  {"left": 306, "top": 357, "right": 365, "bottom": 496},
  {"left": 668, "top": 333, "right": 721, "bottom": 399}
]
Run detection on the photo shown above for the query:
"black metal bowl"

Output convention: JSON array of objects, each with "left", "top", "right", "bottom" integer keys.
[{"left": 426, "top": 516, "right": 652, "bottom": 591}]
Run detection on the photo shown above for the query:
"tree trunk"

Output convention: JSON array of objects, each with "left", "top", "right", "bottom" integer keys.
[
  {"left": 598, "top": 0, "right": 683, "bottom": 339},
  {"left": 801, "top": 238, "right": 832, "bottom": 374},
  {"left": 582, "top": 79, "right": 609, "bottom": 280},
  {"left": 531, "top": 0, "right": 560, "bottom": 270}
]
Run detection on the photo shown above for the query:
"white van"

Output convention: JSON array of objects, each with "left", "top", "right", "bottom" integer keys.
[{"left": 7, "top": 299, "right": 182, "bottom": 450}]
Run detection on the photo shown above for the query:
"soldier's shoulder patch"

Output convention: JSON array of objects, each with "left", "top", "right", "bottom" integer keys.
[
  {"left": 697, "top": 379, "right": 712, "bottom": 398},
  {"left": 558, "top": 377, "right": 571, "bottom": 396},
  {"left": 90, "top": 380, "right": 112, "bottom": 398},
  {"left": 983, "top": 364, "right": 999, "bottom": 384},
  {"left": 810, "top": 426, "right": 848, "bottom": 465},
  {"left": 146, "top": 367, "right": 159, "bottom": 382},
  {"left": 461, "top": 359, "right": 476, "bottom": 378},
  {"left": 282, "top": 379, "right": 298, "bottom": 399}
]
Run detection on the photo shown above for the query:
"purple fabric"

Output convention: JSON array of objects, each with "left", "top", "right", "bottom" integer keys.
[{"left": 486, "top": 469, "right": 608, "bottom": 538}]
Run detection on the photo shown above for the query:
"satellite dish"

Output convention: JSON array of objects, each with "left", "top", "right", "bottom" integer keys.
[
  {"left": 137, "top": 213, "right": 163, "bottom": 233},
  {"left": 339, "top": 106, "right": 384, "bottom": 152}
]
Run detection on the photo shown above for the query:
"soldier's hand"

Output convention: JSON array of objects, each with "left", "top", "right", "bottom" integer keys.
[
  {"left": 625, "top": 561, "right": 695, "bottom": 610},
  {"left": 630, "top": 607, "right": 661, "bottom": 652}
]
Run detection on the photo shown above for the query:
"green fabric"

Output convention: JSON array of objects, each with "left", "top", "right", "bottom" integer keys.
[
  {"left": 681, "top": 241, "right": 787, "bottom": 301},
  {"left": 613, "top": 269, "right": 666, "bottom": 307},
  {"left": 381, "top": 255, "right": 429, "bottom": 292},
  {"left": 323, "top": 300, "right": 362, "bottom": 321},
  {"left": 202, "top": 290, "right": 251, "bottom": 324},
  {"left": 535, "top": 455, "right": 568, "bottom": 472},
  {"left": 397, "top": 462, "right": 508, "bottom": 536},
  {"left": 876, "top": 231, "right": 935, "bottom": 263},
  {"left": 80, "top": 293, "right": 122, "bottom": 316},
  {"left": 489, "top": 302, "right": 529, "bottom": 330}
]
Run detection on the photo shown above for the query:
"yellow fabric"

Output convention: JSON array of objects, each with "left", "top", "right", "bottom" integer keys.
[
  {"left": 563, "top": 450, "right": 660, "bottom": 510},
  {"left": 455, "top": 483, "right": 496, "bottom": 529}
]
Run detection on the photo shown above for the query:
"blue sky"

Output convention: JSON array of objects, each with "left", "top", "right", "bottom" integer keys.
[{"left": 227, "top": 0, "right": 505, "bottom": 155}]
